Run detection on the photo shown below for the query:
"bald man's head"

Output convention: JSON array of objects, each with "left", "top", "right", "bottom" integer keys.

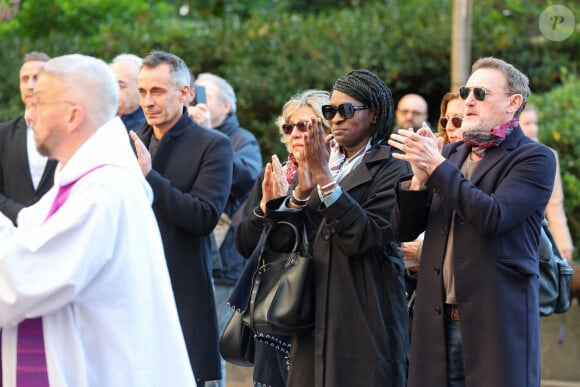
[{"left": 395, "top": 93, "right": 428, "bottom": 130}]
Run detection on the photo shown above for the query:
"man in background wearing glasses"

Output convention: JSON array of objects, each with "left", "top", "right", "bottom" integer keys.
[
  {"left": 395, "top": 93, "right": 429, "bottom": 131},
  {"left": 0, "top": 52, "right": 57, "bottom": 225},
  {"left": 389, "top": 57, "right": 555, "bottom": 387}
]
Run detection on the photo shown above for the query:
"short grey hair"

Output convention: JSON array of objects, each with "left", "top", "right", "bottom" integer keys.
[
  {"left": 471, "top": 57, "right": 530, "bottom": 117},
  {"left": 23, "top": 51, "right": 50, "bottom": 64},
  {"left": 142, "top": 50, "right": 190, "bottom": 90}
]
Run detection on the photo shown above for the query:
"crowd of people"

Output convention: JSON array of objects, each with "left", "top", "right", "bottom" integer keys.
[{"left": 0, "top": 49, "right": 573, "bottom": 387}]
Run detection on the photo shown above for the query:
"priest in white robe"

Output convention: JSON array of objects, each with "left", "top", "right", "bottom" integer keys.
[{"left": 0, "top": 54, "right": 196, "bottom": 387}]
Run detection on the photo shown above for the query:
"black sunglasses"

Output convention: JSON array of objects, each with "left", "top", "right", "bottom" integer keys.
[
  {"left": 459, "top": 87, "right": 488, "bottom": 101},
  {"left": 439, "top": 117, "right": 463, "bottom": 128},
  {"left": 321, "top": 103, "right": 368, "bottom": 120},
  {"left": 281, "top": 121, "right": 308, "bottom": 135}
]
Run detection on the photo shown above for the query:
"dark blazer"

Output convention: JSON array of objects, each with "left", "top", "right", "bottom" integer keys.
[
  {"left": 237, "top": 144, "right": 411, "bottom": 387},
  {"left": 392, "top": 126, "right": 556, "bottom": 387},
  {"left": 0, "top": 116, "right": 57, "bottom": 224},
  {"left": 137, "top": 110, "right": 233, "bottom": 383}
]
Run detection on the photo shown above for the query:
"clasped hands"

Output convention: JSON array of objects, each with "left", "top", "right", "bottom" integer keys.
[
  {"left": 388, "top": 123, "right": 446, "bottom": 190},
  {"left": 260, "top": 118, "right": 334, "bottom": 211}
]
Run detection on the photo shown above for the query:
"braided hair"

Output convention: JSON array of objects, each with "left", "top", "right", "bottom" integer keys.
[{"left": 332, "top": 69, "right": 394, "bottom": 145}]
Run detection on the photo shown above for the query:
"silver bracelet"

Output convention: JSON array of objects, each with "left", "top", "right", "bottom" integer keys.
[
  {"left": 319, "top": 180, "right": 337, "bottom": 191},
  {"left": 291, "top": 189, "right": 310, "bottom": 206}
]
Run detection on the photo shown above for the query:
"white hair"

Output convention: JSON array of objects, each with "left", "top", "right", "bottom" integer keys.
[
  {"left": 41, "top": 54, "right": 119, "bottom": 123},
  {"left": 111, "top": 53, "right": 143, "bottom": 67}
]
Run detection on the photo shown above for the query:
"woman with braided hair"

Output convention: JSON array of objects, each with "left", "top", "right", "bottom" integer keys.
[{"left": 237, "top": 69, "right": 411, "bottom": 386}]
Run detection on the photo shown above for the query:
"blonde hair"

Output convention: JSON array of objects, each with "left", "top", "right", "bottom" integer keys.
[{"left": 276, "top": 89, "right": 331, "bottom": 152}]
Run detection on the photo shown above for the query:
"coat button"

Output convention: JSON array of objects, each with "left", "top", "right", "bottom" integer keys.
[
  {"left": 433, "top": 266, "right": 441, "bottom": 275},
  {"left": 434, "top": 306, "right": 442, "bottom": 315}
]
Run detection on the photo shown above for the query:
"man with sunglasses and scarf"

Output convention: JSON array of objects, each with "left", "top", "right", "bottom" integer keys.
[{"left": 389, "top": 57, "right": 555, "bottom": 387}]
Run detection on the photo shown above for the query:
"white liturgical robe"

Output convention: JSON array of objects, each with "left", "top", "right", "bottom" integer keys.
[{"left": 0, "top": 117, "right": 196, "bottom": 387}]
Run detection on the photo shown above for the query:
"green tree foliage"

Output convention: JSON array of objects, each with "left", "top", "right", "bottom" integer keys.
[
  {"left": 1, "top": 1, "right": 578, "bottom": 237},
  {"left": 529, "top": 75, "right": 580, "bottom": 260}
]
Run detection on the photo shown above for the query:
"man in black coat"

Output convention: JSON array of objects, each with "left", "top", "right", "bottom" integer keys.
[
  {"left": 190, "top": 72, "right": 262, "bottom": 387},
  {"left": 130, "top": 51, "right": 233, "bottom": 386},
  {"left": 0, "top": 51, "right": 57, "bottom": 224},
  {"left": 389, "top": 57, "right": 555, "bottom": 387}
]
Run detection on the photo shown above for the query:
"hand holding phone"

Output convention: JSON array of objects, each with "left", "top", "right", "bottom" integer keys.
[{"left": 193, "top": 85, "right": 206, "bottom": 105}]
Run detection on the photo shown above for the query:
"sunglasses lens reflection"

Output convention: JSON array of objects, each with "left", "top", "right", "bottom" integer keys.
[
  {"left": 439, "top": 117, "right": 463, "bottom": 128},
  {"left": 281, "top": 122, "right": 308, "bottom": 135},
  {"left": 322, "top": 105, "right": 337, "bottom": 120},
  {"left": 339, "top": 104, "right": 354, "bottom": 119},
  {"left": 322, "top": 103, "right": 357, "bottom": 120},
  {"left": 459, "top": 87, "right": 486, "bottom": 101},
  {"left": 473, "top": 88, "right": 485, "bottom": 101}
]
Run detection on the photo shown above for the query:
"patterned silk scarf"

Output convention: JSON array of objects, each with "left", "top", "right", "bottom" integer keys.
[
  {"left": 328, "top": 139, "right": 371, "bottom": 182},
  {"left": 463, "top": 118, "right": 518, "bottom": 157},
  {"left": 284, "top": 153, "right": 298, "bottom": 185}
]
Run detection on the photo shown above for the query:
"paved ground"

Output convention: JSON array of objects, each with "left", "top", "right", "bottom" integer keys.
[
  {"left": 540, "top": 299, "right": 580, "bottom": 385},
  {"left": 225, "top": 363, "right": 253, "bottom": 387},
  {"left": 224, "top": 301, "right": 580, "bottom": 386}
]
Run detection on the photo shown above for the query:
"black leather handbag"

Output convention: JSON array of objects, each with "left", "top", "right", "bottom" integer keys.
[
  {"left": 219, "top": 309, "right": 255, "bottom": 367},
  {"left": 242, "top": 220, "right": 314, "bottom": 335}
]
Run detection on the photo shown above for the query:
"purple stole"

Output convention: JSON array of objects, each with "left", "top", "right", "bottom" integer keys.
[{"left": 0, "top": 165, "right": 104, "bottom": 386}]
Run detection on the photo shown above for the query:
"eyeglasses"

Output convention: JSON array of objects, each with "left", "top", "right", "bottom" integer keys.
[
  {"left": 397, "top": 109, "right": 426, "bottom": 117},
  {"left": 460, "top": 87, "right": 491, "bottom": 101},
  {"left": 439, "top": 117, "right": 463, "bottom": 128},
  {"left": 281, "top": 121, "right": 308, "bottom": 135},
  {"left": 321, "top": 103, "right": 368, "bottom": 120},
  {"left": 29, "top": 99, "right": 75, "bottom": 112},
  {"left": 459, "top": 86, "right": 516, "bottom": 101}
]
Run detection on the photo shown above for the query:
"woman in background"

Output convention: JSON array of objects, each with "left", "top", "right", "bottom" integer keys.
[{"left": 233, "top": 89, "right": 331, "bottom": 387}]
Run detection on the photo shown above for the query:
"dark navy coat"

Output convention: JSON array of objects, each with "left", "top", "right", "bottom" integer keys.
[{"left": 392, "top": 126, "right": 555, "bottom": 387}]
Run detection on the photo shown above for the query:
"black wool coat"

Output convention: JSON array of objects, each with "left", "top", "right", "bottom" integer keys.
[
  {"left": 138, "top": 111, "right": 233, "bottom": 383},
  {"left": 237, "top": 144, "right": 411, "bottom": 387}
]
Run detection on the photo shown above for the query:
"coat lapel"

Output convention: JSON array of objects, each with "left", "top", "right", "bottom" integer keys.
[
  {"left": 338, "top": 145, "right": 390, "bottom": 192},
  {"left": 14, "top": 118, "right": 33, "bottom": 185},
  {"left": 140, "top": 109, "right": 191, "bottom": 172},
  {"left": 446, "top": 126, "right": 524, "bottom": 186}
]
